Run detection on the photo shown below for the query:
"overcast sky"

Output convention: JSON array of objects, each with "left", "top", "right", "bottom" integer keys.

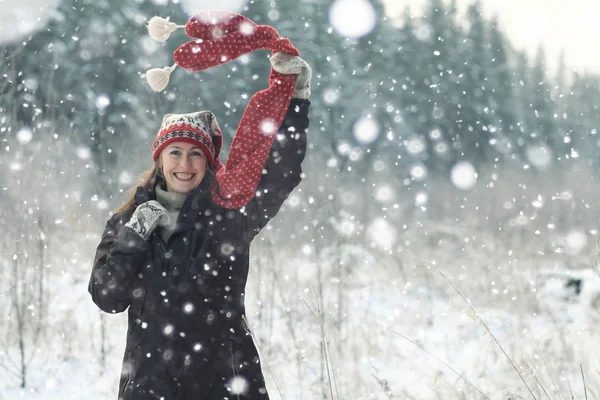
[
  {"left": 2, "top": 0, "right": 596, "bottom": 75},
  {"left": 384, "top": 0, "right": 598, "bottom": 75}
]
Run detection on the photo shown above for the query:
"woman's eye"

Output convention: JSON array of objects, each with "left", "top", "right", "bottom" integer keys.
[
  {"left": 191, "top": 151, "right": 203, "bottom": 157},
  {"left": 169, "top": 150, "right": 181, "bottom": 156}
]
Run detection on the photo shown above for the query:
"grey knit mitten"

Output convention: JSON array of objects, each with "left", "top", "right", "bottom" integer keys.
[
  {"left": 270, "top": 53, "right": 312, "bottom": 100},
  {"left": 125, "top": 200, "right": 169, "bottom": 241}
]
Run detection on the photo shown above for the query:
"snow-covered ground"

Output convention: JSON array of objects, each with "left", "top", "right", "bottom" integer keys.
[{"left": 1, "top": 224, "right": 599, "bottom": 400}]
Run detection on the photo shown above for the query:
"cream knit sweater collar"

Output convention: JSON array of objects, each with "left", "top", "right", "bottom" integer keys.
[
  {"left": 155, "top": 184, "right": 187, "bottom": 210},
  {"left": 155, "top": 184, "right": 188, "bottom": 242}
]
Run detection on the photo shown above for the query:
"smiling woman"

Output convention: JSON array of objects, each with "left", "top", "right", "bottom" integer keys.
[{"left": 87, "top": 10, "right": 312, "bottom": 400}]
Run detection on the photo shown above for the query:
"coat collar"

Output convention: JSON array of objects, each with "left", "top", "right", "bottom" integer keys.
[{"left": 176, "top": 170, "right": 213, "bottom": 233}]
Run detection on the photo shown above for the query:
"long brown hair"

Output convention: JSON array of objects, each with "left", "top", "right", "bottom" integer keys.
[{"left": 113, "top": 161, "right": 161, "bottom": 215}]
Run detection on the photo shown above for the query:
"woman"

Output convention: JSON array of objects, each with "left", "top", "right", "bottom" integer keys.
[{"left": 88, "top": 11, "right": 311, "bottom": 400}]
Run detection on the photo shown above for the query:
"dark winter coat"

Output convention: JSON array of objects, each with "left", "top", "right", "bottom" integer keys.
[{"left": 88, "top": 99, "right": 310, "bottom": 400}]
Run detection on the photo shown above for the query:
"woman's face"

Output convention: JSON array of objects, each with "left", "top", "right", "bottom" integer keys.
[{"left": 160, "top": 142, "right": 207, "bottom": 194}]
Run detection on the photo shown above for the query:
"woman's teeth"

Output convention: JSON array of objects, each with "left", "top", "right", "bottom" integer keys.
[{"left": 175, "top": 173, "right": 193, "bottom": 180}]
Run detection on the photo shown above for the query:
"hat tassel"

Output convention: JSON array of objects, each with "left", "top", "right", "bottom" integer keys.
[
  {"left": 147, "top": 16, "right": 185, "bottom": 42},
  {"left": 146, "top": 64, "right": 177, "bottom": 92}
]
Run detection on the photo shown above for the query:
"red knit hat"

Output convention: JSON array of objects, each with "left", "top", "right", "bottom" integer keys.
[
  {"left": 151, "top": 111, "right": 222, "bottom": 169},
  {"left": 146, "top": 11, "right": 299, "bottom": 209}
]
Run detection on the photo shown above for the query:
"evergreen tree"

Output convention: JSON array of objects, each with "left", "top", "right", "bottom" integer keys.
[
  {"left": 456, "top": 1, "right": 493, "bottom": 165},
  {"left": 418, "top": 0, "right": 464, "bottom": 170},
  {"left": 512, "top": 50, "right": 532, "bottom": 161},
  {"left": 530, "top": 46, "right": 558, "bottom": 155},
  {"left": 487, "top": 16, "right": 517, "bottom": 163},
  {"left": 395, "top": 7, "right": 422, "bottom": 135},
  {"left": 566, "top": 73, "right": 600, "bottom": 165},
  {"left": 1, "top": 0, "right": 186, "bottom": 190},
  {"left": 554, "top": 51, "right": 572, "bottom": 160}
]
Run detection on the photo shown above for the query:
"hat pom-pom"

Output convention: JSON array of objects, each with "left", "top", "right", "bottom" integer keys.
[
  {"left": 146, "top": 64, "right": 177, "bottom": 92},
  {"left": 147, "top": 16, "right": 183, "bottom": 42}
]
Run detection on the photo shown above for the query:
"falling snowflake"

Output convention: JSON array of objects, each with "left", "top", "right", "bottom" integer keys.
[
  {"left": 77, "top": 147, "right": 91, "bottom": 160},
  {"left": 322, "top": 88, "right": 340, "bottom": 105},
  {"left": 183, "top": 302, "right": 195, "bottom": 314},
  {"left": 526, "top": 144, "right": 552, "bottom": 171},
  {"left": 163, "top": 324, "right": 174, "bottom": 336},
  {"left": 95, "top": 95, "right": 110, "bottom": 110},
  {"left": 16, "top": 128, "right": 33, "bottom": 144},
  {"left": 415, "top": 192, "right": 428, "bottom": 207},
  {"left": 329, "top": 0, "right": 376, "bottom": 38},
  {"left": 410, "top": 163, "right": 428, "bottom": 181},
  {"left": 375, "top": 185, "right": 394, "bottom": 203},
  {"left": 227, "top": 376, "right": 249, "bottom": 395},
  {"left": 406, "top": 137, "right": 426, "bottom": 155},
  {"left": 367, "top": 218, "right": 396, "bottom": 250},
  {"left": 451, "top": 162, "right": 477, "bottom": 191},
  {"left": 260, "top": 119, "right": 277, "bottom": 135},
  {"left": 353, "top": 116, "right": 379, "bottom": 144},
  {"left": 565, "top": 230, "right": 587, "bottom": 255},
  {"left": 119, "top": 171, "right": 133, "bottom": 185}
]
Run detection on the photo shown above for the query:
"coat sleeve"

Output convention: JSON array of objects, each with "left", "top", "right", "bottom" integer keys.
[
  {"left": 239, "top": 98, "right": 310, "bottom": 241},
  {"left": 88, "top": 215, "right": 149, "bottom": 314}
]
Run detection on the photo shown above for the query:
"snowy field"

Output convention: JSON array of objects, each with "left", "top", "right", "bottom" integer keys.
[{"left": 1, "top": 208, "right": 599, "bottom": 400}]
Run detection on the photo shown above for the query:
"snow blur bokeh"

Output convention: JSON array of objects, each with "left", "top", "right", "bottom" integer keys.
[
  {"left": 565, "top": 229, "right": 588, "bottom": 255},
  {"left": 322, "top": 88, "right": 340, "bottom": 105},
  {"left": 375, "top": 185, "right": 395, "bottom": 203},
  {"left": 95, "top": 95, "right": 110, "bottom": 110},
  {"left": 177, "top": 0, "right": 247, "bottom": 16},
  {"left": 16, "top": 128, "right": 33, "bottom": 144},
  {"left": 119, "top": 171, "right": 134, "bottom": 186},
  {"left": 450, "top": 161, "right": 477, "bottom": 191},
  {"left": 260, "top": 119, "right": 278, "bottom": 135},
  {"left": 353, "top": 115, "right": 379, "bottom": 145},
  {"left": 415, "top": 191, "right": 428, "bottom": 206},
  {"left": 410, "top": 163, "right": 428, "bottom": 181},
  {"left": 367, "top": 218, "right": 396, "bottom": 250},
  {"left": 526, "top": 144, "right": 553, "bottom": 171},
  {"left": 0, "top": 0, "right": 61, "bottom": 45},
  {"left": 76, "top": 147, "right": 91, "bottom": 160},
  {"left": 406, "top": 136, "right": 426, "bottom": 156},
  {"left": 329, "top": 0, "right": 377, "bottom": 38}
]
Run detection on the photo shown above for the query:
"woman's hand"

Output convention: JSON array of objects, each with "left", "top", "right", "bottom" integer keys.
[
  {"left": 125, "top": 200, "right": 169, "bottom": 241},
  {"left": 270, "top": 53, "right": 312, "bottom": 100}
]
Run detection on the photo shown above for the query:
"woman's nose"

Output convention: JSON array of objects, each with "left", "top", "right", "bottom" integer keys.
[{"left": 179, "top": 156, "right": 191, "bottom": 168}]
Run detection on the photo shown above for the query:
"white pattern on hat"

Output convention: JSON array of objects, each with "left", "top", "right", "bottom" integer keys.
[
  {"left": 160, "top": 111, "right": 213, "bottom": 135},
  {"left": 152, "top": 110, "right": 223, "bottom": 166}
]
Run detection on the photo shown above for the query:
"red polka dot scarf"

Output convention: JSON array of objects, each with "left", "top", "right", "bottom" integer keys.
[{"left": 147, "top": 11, "right": 299, "bottom": 209}]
